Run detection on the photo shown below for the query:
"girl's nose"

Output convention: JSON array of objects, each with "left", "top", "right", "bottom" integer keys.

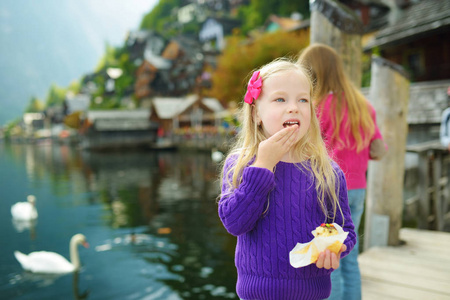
[{"left": 287, "top": 103, "right": 298, "bottom": 113}]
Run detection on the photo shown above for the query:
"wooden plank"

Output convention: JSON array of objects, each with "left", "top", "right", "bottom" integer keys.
[
  {"left": 360, "top": 260, "right": 450, "bottom": 294},
  {"left": 406, "top": 140, "right": 445, "bottom": 153},
  {"left": 359, "top": 253, "right": 450, "bottom": 281},
  {"left": 362, "top": 278, "right": 450, "bottom": 300},
  {"left": 400, "top": 227, "right": 450, "bottom": 240},
  {"left": 361, "top": 228, "right": 450, "bottom": 299},
  {"left": 399, "top": 234, "right": 450, "bottom": 250},
  {"left": 360, "top": 247, "right": 450, "bottom": 270},
  {"left": 403, "top": 227, "right": 450, "bottom": 239},
  {"left": 399, "top": 238, "right": 450, "bottom": 254},
  {"left": 400, "top": 228, "right": 450, "bottom": 246}
]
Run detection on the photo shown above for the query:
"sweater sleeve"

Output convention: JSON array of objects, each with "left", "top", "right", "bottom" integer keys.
[
  {"left": 333, "top": 164, "right": 356, "bottom": 258},
  {"left": 218, "top": 156, "right": 275, "bottom": 236}
]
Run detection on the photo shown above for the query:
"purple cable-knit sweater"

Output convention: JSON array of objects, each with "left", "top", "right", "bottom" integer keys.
[{"left": 218, "top": 157, "right": 356, "bottom": 300}]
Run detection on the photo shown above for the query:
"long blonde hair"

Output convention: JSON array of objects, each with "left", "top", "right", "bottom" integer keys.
[
  {"left": 220, "top": 58, "right": 342, "bottom": 221},
  {"left": 298, "top": 43, "right": 375, "bottom": 152}
]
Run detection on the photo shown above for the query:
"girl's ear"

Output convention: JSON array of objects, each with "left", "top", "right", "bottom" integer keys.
[{"left": 252, "top": 105, "right": 261, "bottom": 125}]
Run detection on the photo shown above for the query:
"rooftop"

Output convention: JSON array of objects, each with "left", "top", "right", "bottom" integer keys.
[{"left": 365, "top": 0, "right": 450, "bottom": 49}]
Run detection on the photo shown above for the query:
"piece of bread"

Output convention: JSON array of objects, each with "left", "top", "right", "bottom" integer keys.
[{"left": 314, "top": 223, "right": 338, "bottom": 237}]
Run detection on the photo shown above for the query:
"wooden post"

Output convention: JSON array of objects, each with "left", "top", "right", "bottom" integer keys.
[
  {"left": 417, "top": 150, "right": 431, "bottom": 229},
  {"left": 364, "top": 56, "right": 410, "bottom": 249},
  {"left": 310, "top": 0, "right": 363, "bottom": 87},
  {"left": 433, "top": 151, "right": 444, "bottom": 230}
]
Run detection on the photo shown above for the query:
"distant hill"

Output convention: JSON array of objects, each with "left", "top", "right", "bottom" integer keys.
[{"left": 0, "top": 0, "right": 156, "bottom": 126}]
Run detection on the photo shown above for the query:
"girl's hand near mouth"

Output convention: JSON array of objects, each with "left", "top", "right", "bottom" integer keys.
[{"left": 253, "top": 124, "right": 299, "bottom": 171}]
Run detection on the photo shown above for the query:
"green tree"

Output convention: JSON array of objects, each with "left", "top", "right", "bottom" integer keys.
[
  {"left": 45, "top": 84, "right": 67, "bottom": 107},
  {"left": 90, "top": 44, "right": 137, "bottom": 108},
  {"left": 95, "top": 43, "right": 119, "bottom": 72},
  {"left": 206, "top": 30, "right": 309, "bottom": 104},
  {"left": 67, "top": 80, "right": 81, "bottom": 94},
  {"left": 4, "top": 118, "right": 21, "bottom": 140},
  {"left": 25, "top": 96, "right": 45, "bottom": 113},
  {"left": 140, "top": 0, "right": 181, "bottom": 35}
]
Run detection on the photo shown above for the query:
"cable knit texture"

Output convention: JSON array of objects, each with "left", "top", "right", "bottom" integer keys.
[
  {"left": 317, "top": 93, "right": 384, "bottom": 190},
  {"left": 219, "top": 158, "right": 356, "bottom": 300}
]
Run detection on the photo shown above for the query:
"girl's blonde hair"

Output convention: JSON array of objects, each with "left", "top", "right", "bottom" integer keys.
[
  {"left": 298, "top": 43, "right": 375, "bottom": 152},
  {"left": 220, "top": 58, "right": 342, "bottom": 221}
]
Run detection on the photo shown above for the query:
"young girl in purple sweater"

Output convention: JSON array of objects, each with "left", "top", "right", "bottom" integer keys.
[{"left": 218, "top": 58, "right": 356, "bottom": 300}]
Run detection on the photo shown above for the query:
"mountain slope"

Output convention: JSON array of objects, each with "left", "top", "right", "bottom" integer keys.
[{"left": 0, "top": 0, "right": 156, "bottom": 125}]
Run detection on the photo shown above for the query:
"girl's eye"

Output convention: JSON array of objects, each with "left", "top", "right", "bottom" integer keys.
[
  {"left": 299, "top": 99, "right": 308, "bottom": 103},
  {"left": 275, "top": 98, "right": 285, "bottom": 102}
]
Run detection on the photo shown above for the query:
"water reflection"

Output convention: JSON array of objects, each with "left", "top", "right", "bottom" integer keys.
[
  {"left": 73, "top": 271, "right": 89, "bottom": 300},
  {"left": 11, "top": 218, "right": 37, "bottom": 240},
  {"left": 8, "top": 270, "right": 88, "bottom": 300},
  {"left": 1, "top": 143, "right": 237, "bottom": 299}
]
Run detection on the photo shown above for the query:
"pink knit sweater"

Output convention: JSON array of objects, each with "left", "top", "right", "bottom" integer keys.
[{"left": 317, "top": 93, "right": 384, "bottom": 190}]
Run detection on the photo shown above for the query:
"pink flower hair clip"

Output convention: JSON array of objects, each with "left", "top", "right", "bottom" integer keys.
[{"left": 244, "top": 71, "right": 262, "bottom": 104}]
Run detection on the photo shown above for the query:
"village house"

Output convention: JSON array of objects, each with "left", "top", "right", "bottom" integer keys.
[
  {"left": 23, "top": 113, "right": 47, "bottom": 139},
  {"left": 132, "top": 31, "right": 205, "bottom": 103},
  {"left": 261, "top": 0, "right": 449, "bottom": 144},
  {"left": 79, "top": 109, "right": 157, "bottom": 150},
  {"left": 356, "top": 0, "right": 450, "bottom": 224},
  {"left": 46, "top": 92, "right": 92, "bottom": 142},
  {"left": 199, "top": 17, "right": 241, "bottom": 51},
  {"left": 150, "top": 94, "right": 228, "bottom": 149},
  {"left": 150, "top": 94, "right": 225, "bottom": 136},
  {"left": 156, "top": 35, "right": 205, "bottom": 96},
  {"left": 176, "top": 2, "right": 207, "bottom": 24},
  {"left": 363, "top": 0, "right": 450, "bottom": 143},
  {"left": 126, "top": 30, "right": 167, "bottom": 67},
  {"left": 65, "top": 92, "right": 90, "bottom": 115}
]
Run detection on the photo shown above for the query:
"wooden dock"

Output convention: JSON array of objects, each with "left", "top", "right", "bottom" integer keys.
[{"left": 360, "top": 228, "right": 450, "bottom": 299}]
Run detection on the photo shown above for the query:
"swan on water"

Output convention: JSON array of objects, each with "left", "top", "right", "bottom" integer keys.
[
  {"left": 14, "top": 233, "right": 89, "bottom": 274},
  {"left": 11, "top": 195, "right": 38, "bottom": 220},
  {"left": 211, "top": 148, "right": 224, "bottom": 162}
]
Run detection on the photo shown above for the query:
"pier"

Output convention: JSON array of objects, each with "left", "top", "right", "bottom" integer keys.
[
  {"left": 360, "top": 228, "right": 450, "bottom": 299},
  {"left": 361, "top": 139, "right": 450, "bottom": 299}
]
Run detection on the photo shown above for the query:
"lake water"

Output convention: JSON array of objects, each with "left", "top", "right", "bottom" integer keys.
[{"left": 0, "top": 143, "right": 237, "bottom": 299}]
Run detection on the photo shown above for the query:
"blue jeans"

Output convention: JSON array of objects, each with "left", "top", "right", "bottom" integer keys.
[{"left": 328, "top": 189, "right": 366, "bottom": 300}]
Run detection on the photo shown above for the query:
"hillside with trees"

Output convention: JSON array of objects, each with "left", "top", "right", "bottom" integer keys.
[
  {"left": 17, "top": 0, "right": 312, "bottom": 129},
  {"left": 206, "top": 30, "right": 309, "bottom": 104}
]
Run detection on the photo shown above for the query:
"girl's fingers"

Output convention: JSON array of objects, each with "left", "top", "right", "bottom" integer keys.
[
  {"left": 276, "top": 126, "right": 299, "bottom": 145},
  {"left": 331, "top": 252, "right": 339, "bottom": 269},
  {"left": 271, "top": 125, "right": 298, "bottom": 142},
  {"left": 316, "top": 250, "right": 340, "bottom": 270},
  {"left": 316, "top": 252, "right": 324, "bottom": 268},
  {"left": 285, "top": 126, "right": 300, "bottom": 146},
  {"left": 323, "top": 250, "right": 332, "bottom": 269}
]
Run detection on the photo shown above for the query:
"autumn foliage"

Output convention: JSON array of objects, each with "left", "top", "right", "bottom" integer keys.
[{"left": 206, "top": 30, "right": 310, "bottom": 104}]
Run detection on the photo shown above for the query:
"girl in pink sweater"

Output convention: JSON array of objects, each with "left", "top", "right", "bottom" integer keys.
[{"left": 298, "top": 43, "right": 386, "bottom": 300}]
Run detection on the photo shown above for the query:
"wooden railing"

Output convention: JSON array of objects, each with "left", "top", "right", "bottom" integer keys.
[{"left": 405, "top": 140, "right": 450, "bottom": 231}]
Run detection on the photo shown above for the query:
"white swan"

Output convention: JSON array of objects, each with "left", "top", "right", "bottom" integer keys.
[
  {"left": 14, "top": 233, "right": 89, "bottom": 274},
  {"left": 11, "top": 195, "right": 38, "bottom": 220},
  {"left": 211, "top": 148, "right": 224, "bottom": 162}
]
